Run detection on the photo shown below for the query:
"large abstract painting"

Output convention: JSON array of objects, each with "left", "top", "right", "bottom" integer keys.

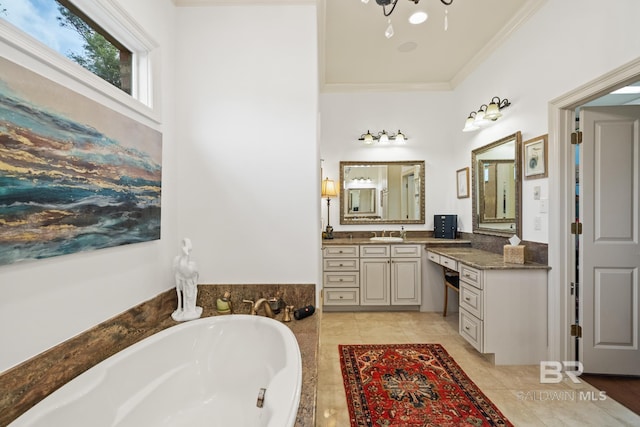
[{"left": 0, "top": 57, "right": 162, "bottom": 266}]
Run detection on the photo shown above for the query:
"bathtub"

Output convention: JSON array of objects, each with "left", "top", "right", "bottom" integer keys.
[{"left": 10, "top": 315, "right": 302, "bottom": 427}]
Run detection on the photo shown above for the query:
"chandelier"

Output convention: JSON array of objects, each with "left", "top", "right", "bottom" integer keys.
[{"left": 362, "top": 0, "right": 454, "bottom": 38}]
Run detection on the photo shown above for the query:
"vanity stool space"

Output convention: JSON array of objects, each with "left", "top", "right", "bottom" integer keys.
[
  {"left": 427, "top": 247, "right": 550, "bottom": 365},
  {"left": 322, "top": 243, "right": 422, "bottom": 311}
]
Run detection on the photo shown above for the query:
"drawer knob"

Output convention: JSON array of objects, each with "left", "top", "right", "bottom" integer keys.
[
  {"left": 339, "top": 296, "right": 343, "bottom": 299},
  {"left": 339, "top": 250, "right": 343, "bottom": 253},
  {"left": 339, "top": 278, "right": 343, "bottom": 281},
  {"left": 464, "top": 297, "right": 470, "bottom": 301},
  {"left": 339, "top": 263, "right": 344, "bottom": 266},
  {"left": 465, "top": 326, "right": 470, "bottom": 330}
]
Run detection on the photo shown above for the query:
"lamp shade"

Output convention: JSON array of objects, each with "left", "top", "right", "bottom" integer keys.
[
  {"left": 321, "top": 178, "right": 338, "bottom": 198},
  {"left": 484, "top": 102, "right": 502, "bottom": 120}
]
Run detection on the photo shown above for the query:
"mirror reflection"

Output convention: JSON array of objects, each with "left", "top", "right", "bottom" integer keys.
[
  {"left": 340, "top": 161, "right": 425, "bottom": 225},
  {"left": 472, "top": 132, "right": 522, "bottom": 237}
]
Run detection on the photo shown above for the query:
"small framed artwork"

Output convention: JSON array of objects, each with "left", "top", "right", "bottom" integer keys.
[
  {"left": 524, "top": 134, "right": 548, "bottom": 179},
  {"left": 456, "top": 167, "right": 469, "bottom": 198}
]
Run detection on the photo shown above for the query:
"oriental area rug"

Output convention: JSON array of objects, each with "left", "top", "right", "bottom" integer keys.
[{"left": 339, "top": 343, "right": 513, "bottom": 427}]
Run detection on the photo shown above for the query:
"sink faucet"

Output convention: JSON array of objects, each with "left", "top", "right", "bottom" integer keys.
[
  {"left": 381, "top": 230, "right": 386, "bottom": 237},
  {"left": 242, "top": 299, "right": 274, "bottom": 318},
  {"left": 388, "top": 231, "right": 398, "bottom": 237}
]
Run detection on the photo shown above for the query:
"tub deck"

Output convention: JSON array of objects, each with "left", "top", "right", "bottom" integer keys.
[{"left": 0, "top": 284, "right": 319, "bottom": 427}]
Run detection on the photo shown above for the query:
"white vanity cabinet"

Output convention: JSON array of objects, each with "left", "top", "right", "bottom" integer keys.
[
  {"left": 427, "top": 248, "right": 548, "bottom": 365},
  {"left": 360, "top": 245, "right": 422, "bottom": 306},
  {"left": 323, "top": 244, "right": 422, "bottom": 310},
  {"left": 322, "top": 245, "right": 360, "bottom": 306},
  {"left": 360, "top": 245, "right": 391, "bottom": 305},
  {"left": 458, "top": 262, "right": 548, "bottom": 365}
]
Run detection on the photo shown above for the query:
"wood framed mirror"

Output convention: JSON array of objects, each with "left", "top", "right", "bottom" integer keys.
[
  {"left": 339, "top": 160, "right": 425, "bottom": 225},
  {"left": 471, "top": 131, "right": 522, "bottom": 237}
]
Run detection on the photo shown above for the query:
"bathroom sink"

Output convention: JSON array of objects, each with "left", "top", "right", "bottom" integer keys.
[{"left": 370, "top": 236, "right": 404, "bottom": 242}]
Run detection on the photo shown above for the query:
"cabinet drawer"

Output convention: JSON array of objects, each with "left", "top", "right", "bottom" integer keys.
[
  {"left": 323, "top": 258, "right": 359, "bottom": 271},
  {"left": 460, "top": 309, "right": 484, "bottom": 353},
  {"left": 324, "top": 272, "right": 360, "bottom": 288},
  {"left": 460, "top": 281, "right": 483, "bottom": 320},
  {"left": 391, "top": 244, "right": 422, "bottom": 258},
  {"left": 439, "top": 255, "right": 458, "bottom": 271},
  {"left": 360, "top": 245, "right": 390, "bottom": 258},
  {"left": 324, "top": 288, "right": 359, "bottom": 305},
  {"left": 323, "top": 245, "right": 359, "bottom": 258},
  {"left": 426, "top": 251, "right": 440, "bottom": 263},
  {"left": 459, "top": 263, "right": 482, "bottom": 289}
]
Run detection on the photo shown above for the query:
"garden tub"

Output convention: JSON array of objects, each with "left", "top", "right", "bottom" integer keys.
[{"left": 10, "top": 315, "right": 302, "bottom": 427}]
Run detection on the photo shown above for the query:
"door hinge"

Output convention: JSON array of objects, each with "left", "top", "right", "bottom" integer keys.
[
  {"left": 570, "top": 324, "right": 582, "bottom": 338},
  {"left": 571, "top": 221, "right": 583, "bottom": 234},
  {"left": 571, "top": 131, "right": 583, "bottom": 145}
]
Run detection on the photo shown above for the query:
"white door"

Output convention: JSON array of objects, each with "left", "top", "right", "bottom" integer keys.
[{"left": 579, "top": 105, "right": 640, "bottom": 375}]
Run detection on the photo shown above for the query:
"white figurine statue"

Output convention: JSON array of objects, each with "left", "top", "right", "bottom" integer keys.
[{"left": 171, "top": 238, "right": 203, "bottom": 321}]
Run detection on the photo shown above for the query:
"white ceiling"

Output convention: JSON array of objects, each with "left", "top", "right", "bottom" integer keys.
[
  {"left": 174, "top": 0, "right": 547, "bottom": 92},
  {"left": 319, "top": 0, "right": 545, "bottom": 92}
]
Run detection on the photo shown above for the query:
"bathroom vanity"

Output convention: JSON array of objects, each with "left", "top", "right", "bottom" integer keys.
[
  {"left": 427, "top": 247, "right": 549, "bottom": 365},
  {"left": 322, "top": 237, "right": 469, "bottom": 311},
  {"left": 322, "top": 243, "right": 422, "bottom": 309}
]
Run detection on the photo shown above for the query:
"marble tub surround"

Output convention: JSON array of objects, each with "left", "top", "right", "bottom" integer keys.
[{"left": 0, "top": 284, "right": 318, "bottom": 427}]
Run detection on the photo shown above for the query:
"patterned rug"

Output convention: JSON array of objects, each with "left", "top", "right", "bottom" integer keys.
[{"left": 339, "top": 344, "right": 513, "bottom": 427}]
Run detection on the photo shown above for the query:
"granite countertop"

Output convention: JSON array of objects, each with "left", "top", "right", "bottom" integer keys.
[
  {"left": 427, "top": 247, "right": 550, "bottom": 270},
  {"left": 322, "top": 237, "right": 471, "bottom": 246}
]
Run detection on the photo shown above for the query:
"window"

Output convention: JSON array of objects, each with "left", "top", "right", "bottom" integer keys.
[{"left": 0, "top": 0, "right": 132, "bottom": 94}]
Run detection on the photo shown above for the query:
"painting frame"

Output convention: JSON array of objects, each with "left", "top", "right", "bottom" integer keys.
[
  {"left": 456, "top": 167, "right": 470, "bottom": 199},
  {"left": 524, "top": 134, "right": 548, "bottom": 179}
]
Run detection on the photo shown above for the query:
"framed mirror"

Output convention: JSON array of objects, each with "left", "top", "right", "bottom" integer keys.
[
  {"left": 340, "top": 160, "right": 425, "bottom": 225},
  {"left": 472, "top": 131, "right": 522, "bottom": 237}
]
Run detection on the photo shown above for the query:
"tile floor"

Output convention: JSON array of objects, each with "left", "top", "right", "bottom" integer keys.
[{"left": 316, "top": 311, "right": 640, "bottom": 427}]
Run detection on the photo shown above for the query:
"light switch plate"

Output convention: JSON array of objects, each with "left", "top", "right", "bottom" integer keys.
[
  {"left": 534, "top": 186, "right": 541, "bottom": 200},
  {"left": 540, "top": 198, "right": 548, "bottom": 213}
]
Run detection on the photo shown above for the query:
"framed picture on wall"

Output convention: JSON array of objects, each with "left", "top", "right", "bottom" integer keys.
[
  {"left": 456, "top": 167, "right": 470, "bottom": 198},
  {"left": 524, "top": 134, "right": 548, "bottom": 179}
]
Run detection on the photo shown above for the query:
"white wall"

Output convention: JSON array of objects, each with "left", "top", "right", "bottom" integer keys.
[
  {"left": 174, "top": 5, "right": 320, "bottom": 285},
  {"left": 320, "top": 91, "right": 458, "bottom": 233},
  {"left": 0, "top": 0, "right": 180, "bottom": 373}
]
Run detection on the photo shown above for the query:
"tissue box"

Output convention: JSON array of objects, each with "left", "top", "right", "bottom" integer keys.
[{"left": 504, "top": 245, "right": 525, "bottom": 264}]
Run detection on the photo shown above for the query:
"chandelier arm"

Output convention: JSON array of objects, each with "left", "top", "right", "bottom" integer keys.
[
  {"left": 440, "top": 0, "right": 453, "bottom": 5},
  {"left": 382, "top": 0, "right": 399, "bottom": 17}
]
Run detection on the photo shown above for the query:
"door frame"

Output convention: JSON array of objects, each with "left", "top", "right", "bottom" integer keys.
[{"left": 548, "top": 57, "right": 640, "bottom": 363}]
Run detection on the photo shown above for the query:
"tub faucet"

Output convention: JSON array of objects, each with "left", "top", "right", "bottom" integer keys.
[{"left": 242, "top": 299, "right": 274, "bottom": 318}]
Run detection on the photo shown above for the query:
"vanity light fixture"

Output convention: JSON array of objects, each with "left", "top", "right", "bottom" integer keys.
[
  {"left": 321, "top": 178, "right": 338, "bottom": 240},
  {"left": 362, "top": 0, "right": 453, "bottom": 38},
  {"left": 358, "top": 129, "right": 408, "bottom": 145},
  {"left": 462, "top": 97, "right": 511, "bottom": 132}
]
